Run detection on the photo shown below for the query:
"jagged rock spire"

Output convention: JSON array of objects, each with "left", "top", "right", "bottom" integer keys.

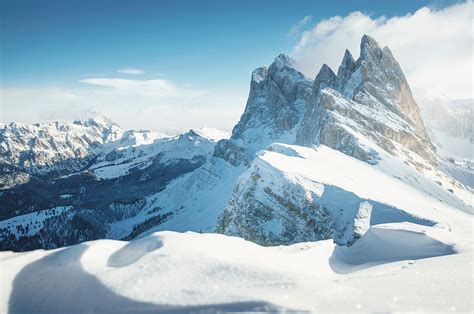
[
  {"left": 322, "top": 34, "right": 431, "bottom": 143},
  {"left": 335, "top": 49, "right": 356, "bottom": 91},
  {"left": 272, "top": 53, "right": 294, "bottom": 68},
  {"left": 314, "top": 64, "right": 336, "bottom": 94},
  {"left": 359, "top": 34, "right": 383, "bottom": 62},
  {"left": 220, "top": 34, "right": 435, "bottom": 167},
  {"left": 297, "top": 34, "right": 435, "bottom": 164}
]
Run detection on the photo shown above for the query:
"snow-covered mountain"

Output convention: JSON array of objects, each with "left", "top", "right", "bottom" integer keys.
[
  {"left": 216, "top": 143, "right": 469, "bottom": 246},
  {"left": 214, "top": 35, "right": 472, "bottom": 246},
  {"left": 0, "top": 123, "right": 228, "bottom": 250},
  {"left": 214, "top": 54, "right": 313, "bottom": 166},
  {"left": 150, "top": 35, "right": 471, "bottom": 246},
  {"left": 0, "top": 115, "right": 123, "bottom": 189},
  {"left": 0, "top": 35, "right": 472, "bottom": 255},
  {"left": 419, "top": 97, "right": 473, "bottom": 159}
]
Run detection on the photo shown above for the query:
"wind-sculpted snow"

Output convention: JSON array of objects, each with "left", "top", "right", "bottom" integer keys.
[
  {"left": 107, "top": 235, "right": 163, "bottom": 267},
  {"left": 330, "top": 222, "right": 457, "bottom": 273},
  {"left": 1, "top": 225, "right": 472, "bottom": 313}
]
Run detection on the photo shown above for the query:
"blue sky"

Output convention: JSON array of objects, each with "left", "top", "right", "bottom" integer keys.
[{"left": 0, "top": 0, "right": 470, "bottom": 131}]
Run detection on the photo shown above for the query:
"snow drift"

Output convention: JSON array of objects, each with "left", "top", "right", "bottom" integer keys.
[{"left": 1, "top": 223, "right": 471, "bottom": 313}]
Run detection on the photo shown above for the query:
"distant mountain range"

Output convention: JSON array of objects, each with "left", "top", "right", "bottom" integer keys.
[{"left": 0, "top": 35, "right": 472, "bottom": 251}]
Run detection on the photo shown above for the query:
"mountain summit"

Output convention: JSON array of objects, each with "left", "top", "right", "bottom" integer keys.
[{"left": 297, "top": 34, "right": 434, "bottom": 165}]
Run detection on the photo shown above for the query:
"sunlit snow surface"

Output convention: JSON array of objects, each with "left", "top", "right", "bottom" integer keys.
[{"left": 1, "top": 223, "right": 472, "bottom": 313}]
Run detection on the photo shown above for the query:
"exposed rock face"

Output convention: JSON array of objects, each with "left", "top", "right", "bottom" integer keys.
[
  {"left": 313, "top": 64, "right": 336, "bottom": 95},
  {"left": 214, "top": 54, "right": 312, "bottom": 166},
  {"left": 216, "top": 154, "right": 335, "bottom": 245},
  {"left": 355, "top": 36, "right": 426, "bottom": 132},
  {"left": 297, "top": 35, "right": 435, "bottom": 165},
  {"left": 335, "top": 50, "right": 356, "bottom": 91},
  {"left": 215, "top": 35, "right": 435, "bottom": 170}
]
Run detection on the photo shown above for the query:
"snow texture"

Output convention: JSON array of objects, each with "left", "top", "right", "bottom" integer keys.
[{"left": 1, "top": 222, "right": 472, "bottom": 313}]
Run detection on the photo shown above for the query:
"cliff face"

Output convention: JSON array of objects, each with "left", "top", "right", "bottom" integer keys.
[
  {"left": 297, "top": 35, "right": 435, "bottom": 165},
  {"left": 214, "top": 54, "right": 312, "bottom": 166}
]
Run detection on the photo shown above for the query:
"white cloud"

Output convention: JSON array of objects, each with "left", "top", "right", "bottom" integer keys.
[
  {"left": 288, "top": 15, "right": 312, "bottom": 37},
  {"left": 117, "top": 67, "right": 145, "bottom": 75},
  {"left": 79, "top": 78, "right": 177, "bottom": 97},
  {"left": 291, "top": 2, "right": 473, "bottom": 99}
]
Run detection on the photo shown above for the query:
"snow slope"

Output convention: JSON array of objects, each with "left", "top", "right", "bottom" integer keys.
[
  {"left": 90, "top": 130, "right": 216, "bottom": 180},
  {"left": 1, "top": 223, "right": 472, "bottom": 313},
  {"left": 218, "top": 143, "right": 472, "bottom": 246},
  {"left": 0, "top": 206, "right": 72, "bottom": 238}
]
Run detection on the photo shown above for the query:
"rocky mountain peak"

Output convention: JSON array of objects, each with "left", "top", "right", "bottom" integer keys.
[
  {"left": 359, "top": 34, "right": 383, "bottom": 62},
  {"left": 217, "top": 35, "right": 436, "bottom": 168},
  {"left": 271, "top": 53, "right": 294, "bottom": 69},
  {"left": 214, "top": 54, "right": 312, "bottom": 166},
  {"left": 353, "top": 36, "right": 429, "bottom": 138},
  {"left": 314, "top": 64, "right": 336, "bottom": 94},
  {"left": 0, "top": 116, "right": 124, "bottom": 187},
  {"left": 251, "top": 66, "right": 269, "bottom": 87},
  {"left": 294, "top": 34, "right": 437, "bottom": 165},
  {"left": 335, "top": 49, "right": 356, "bottom": 91}
]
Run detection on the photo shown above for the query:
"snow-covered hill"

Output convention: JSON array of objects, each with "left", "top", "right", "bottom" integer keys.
[{"left": 1, "top": 223, "right": 472, "bottom": 313}]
